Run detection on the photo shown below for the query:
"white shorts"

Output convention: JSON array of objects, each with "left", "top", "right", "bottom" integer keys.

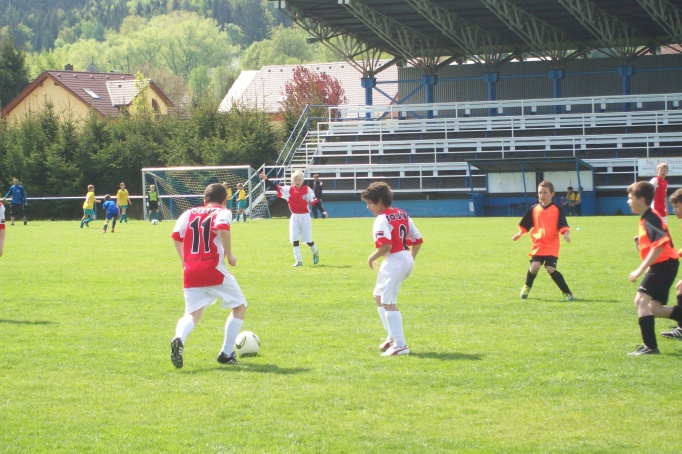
[
  {"left": 289, "top": 212, "right": 313, "bottom": 243},
  {"left": 373, "top": 250, "right": 414, "bottom": 306},
  {"left": 183, "top": 274, "right": 247, "bottom": 314}
]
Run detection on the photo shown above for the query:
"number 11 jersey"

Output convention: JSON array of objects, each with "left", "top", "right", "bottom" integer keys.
[{"left": 171, "top": 206, "right": 232, "bottom": 288}]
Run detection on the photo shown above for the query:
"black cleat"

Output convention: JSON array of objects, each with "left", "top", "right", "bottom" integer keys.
[
  {"left": 217, "top": 351, "right": 239, "bottom": 365},
  {"left": 627, "top": 345, "right": 660, "bottom": 356},
  {"left": 661, "top": 327, "right": 682, "bottom": 340},
  {"left": 170, "top": 337, "right": 184, "bottom": 368}
]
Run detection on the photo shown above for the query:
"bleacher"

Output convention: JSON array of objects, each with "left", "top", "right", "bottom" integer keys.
[{"left": 277, "top": 93, "right": 682, "bottom": 197}]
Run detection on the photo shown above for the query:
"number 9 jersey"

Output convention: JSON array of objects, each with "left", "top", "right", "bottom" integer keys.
[{"left": 172, "top": 206, "right": 232, "bottom": 288}]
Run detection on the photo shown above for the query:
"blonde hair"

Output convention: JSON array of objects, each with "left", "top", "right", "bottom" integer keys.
[
  {"left": 291, "top": 170, "right": 304, "bottom": 183},
  {"left": 657, "top": 162, "right": 669, "bottom": 170}
]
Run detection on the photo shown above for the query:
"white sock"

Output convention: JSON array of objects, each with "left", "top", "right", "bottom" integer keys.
[
  {"left": 221, "top": 315, "right": 244, "bottom": 355},
  {"left": 293, "top": 246, "right": 302, "bottom": 262},
  {"left": 175, "top": 314, "right": 195, "bottom": 344},
  {"left": 385, "top": 310, "right": 406, "bottom": 348},
  {"left": 377, "top": 307, "right": 390, "bottom": 338},
  {"left": 309, "top": 244, "right": 318, "bottom": 255}
]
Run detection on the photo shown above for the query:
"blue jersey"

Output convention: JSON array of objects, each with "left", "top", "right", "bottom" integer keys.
[
  {"left": 5, "top": 184, "right": 27, "bottom": 204},
  {"left": 103, "top": 200, "right": 119, "bottom": 217}
]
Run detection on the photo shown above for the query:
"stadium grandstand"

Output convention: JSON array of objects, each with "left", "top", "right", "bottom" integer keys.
[{"left": 265, "top": 0, "right": 682, "bottom": 217}]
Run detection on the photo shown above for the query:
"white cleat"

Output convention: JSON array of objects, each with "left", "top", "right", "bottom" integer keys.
[{"left": 381, "top": 345, "right": 410, "bottom": 356}]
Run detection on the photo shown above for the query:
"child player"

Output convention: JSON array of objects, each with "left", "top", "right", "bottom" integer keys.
[
  {"left": 626, "top": 181, "right": 682, "bottom": 355},
  {"left": 80, "top": 184, "right": 100, "bottom": 228},
  {"left": 116, "top": 182, "right": 132, "bottom": 223},
  {"left": 259, "top": 171, "right": 321, "bottom": 267},
  {"left": 101, "top": 195, "right": 120, "bottom": 233},
  {"left": 660, "top": 187, "right": 682, "bottom": 340},
  {"left": 170, "top": 183, "right": 247, "bottom": 368},
  {"left": 362, "top": 182, "right": 423, "bottom": 356},
  {"left": 513, "top": 181, "right": 574, "bottom": 301},
  {"left": 235, "top": 183, "right": 247, "bottom": 222},
  {"left": 147, "top": 184, "right": 160, "bottom": 222}
]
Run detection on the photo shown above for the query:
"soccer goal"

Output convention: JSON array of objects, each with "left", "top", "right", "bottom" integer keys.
[{"left": 141, "top": 165, "right": 270, "bottom": 221}]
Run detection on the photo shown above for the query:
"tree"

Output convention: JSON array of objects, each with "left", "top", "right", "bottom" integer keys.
[
  {"left": 279, "top": 65, "right": 347, "bottom": 134},
  {"left": 0, "top": 34, "right": 30, "bottom": 109}
]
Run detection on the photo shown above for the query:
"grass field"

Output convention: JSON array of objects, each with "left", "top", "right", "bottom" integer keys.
[{"left": 2, "top": 215, "right": 682, "bottom": 453}]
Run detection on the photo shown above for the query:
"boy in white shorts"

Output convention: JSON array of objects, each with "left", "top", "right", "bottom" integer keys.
[
  {"left": 259, "top": 170, "right": 321, "bottom": 267},
  {"left": 362, "top": 181, "right": 423, "bottom": 356},
  {"left": 170, "top": 183, "right": 247, "bottom": 368}
]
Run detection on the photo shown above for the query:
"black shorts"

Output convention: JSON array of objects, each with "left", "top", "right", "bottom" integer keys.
[
  {"left": 10, "top": 203, "right": 24, "bottom": 217},
  {"left": 149, "top": 201, "right": 159, "bottom": 210},
  {"left": 639, "top": 259, "right": 679, "bottom": 305},
  {"left": 530, "top": 255, "right": 558, "bottom": 268}
]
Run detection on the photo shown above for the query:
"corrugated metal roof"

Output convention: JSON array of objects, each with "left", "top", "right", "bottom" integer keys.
[{"left": 219, "top": 61, "right": 399, "bottom": 113}]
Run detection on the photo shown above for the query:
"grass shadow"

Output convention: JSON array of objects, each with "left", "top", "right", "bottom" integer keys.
[
  {"left": 180, "top": 363, "right": 311, "bottom": 375},
  {"left": 411, "top": 351, "right": 484, "bottom": 361},
  {"left": 0, "top": 319, "right": 56, "bottom": 325}
]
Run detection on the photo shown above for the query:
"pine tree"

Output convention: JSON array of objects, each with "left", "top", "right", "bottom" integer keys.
[{"left": 0, "top": 34, "right": 29, "bottom": 109}]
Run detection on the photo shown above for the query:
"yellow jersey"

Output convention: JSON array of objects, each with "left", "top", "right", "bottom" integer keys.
[
  {"left": 117, "top": 189, "right": 130, "bottom": 205},
  {"left": 83, "top": 191, "right": 96, "bottom": 209}
]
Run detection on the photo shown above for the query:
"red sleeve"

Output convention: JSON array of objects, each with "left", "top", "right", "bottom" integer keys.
[{"left": 171, "top": 232, "right": 183, "bottom": 242}]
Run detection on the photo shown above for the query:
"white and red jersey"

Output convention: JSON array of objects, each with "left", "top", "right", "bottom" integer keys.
[
  {"left": 275, "top": 184, "right": 318, "bottom": 214},
  {"left": 650, "top": 176, "right": 668, "bottom": 216},
  {"left": 171, "top": 206, "right": 232, "bottom": 288},
  {"left": 373, "top": 207, "right": 423, "bottom": 254},
  {"left": 0, "top": 203, "right": 4, "bottom": 229}
]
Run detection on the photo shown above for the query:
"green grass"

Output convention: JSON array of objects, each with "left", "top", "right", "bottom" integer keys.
[{"left": 2, "top": 216, "right": 682, "bottom": 453}]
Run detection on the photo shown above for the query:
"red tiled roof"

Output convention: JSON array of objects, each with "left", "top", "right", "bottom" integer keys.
[{"left": 2, "top": 70, "right": 174, "bottom": 118}]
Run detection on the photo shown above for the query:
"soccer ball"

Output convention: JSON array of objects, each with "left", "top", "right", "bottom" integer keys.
[
  {"left": 151, "top": 219, "right": 158, "bottom": 225},
  {"left": 234, "top": 331, "right": 260, "bottom": 357}
]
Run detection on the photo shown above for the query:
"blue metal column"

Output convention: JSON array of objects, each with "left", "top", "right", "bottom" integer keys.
[
  {"left": 548, "top": 69, "right": 564, "bottom": 114},
  {"left": 618, "top": 65, "right": 634, "bottom": 111},
  {"left": 422, "top": 74, "right": 437, "bottom": 118},
  {"left": 483, "top": 72, "right": 499, "bottom": 116},
  {"left": 361, "top": 76, "right": 376, "bottom": 120}
]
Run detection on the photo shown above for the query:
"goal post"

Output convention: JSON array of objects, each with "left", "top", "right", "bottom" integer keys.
[{"left": 141, "top": 165, "right": 270, "bottom": 221}]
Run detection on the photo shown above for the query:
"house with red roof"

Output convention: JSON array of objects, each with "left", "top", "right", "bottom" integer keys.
[{"left": 1, "top": 66, "right": 174, "bottom": 122}]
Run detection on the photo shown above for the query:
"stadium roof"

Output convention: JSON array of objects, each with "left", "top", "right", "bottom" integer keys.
[{"left": 275, "top": 0, "right": 682, "bottom": 67}]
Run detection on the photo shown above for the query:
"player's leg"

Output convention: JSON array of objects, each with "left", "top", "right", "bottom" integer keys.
[
  {"left": 290, "top": 217, "right": 303, "bottom": 266},
  {"left": 300, "top": 215, "right": 319, "bottom": 264},
  {"left": 375, "top": 295, "right": 392, "bottom": 350},
  {"left": 215, "top": 278, "right": 248, "bottom": 364},
  {"left": 379, "top": 255, "right": 413, "bottom": 356},
  {"left": 545, "top": 258, "right": 573, "bottom": 300},
  {"left": 102, "top": 218, "right": 109, "bottom": 232},
  {"left": 111, "top": 217, "right": 117, "bottom": 233},
  {"left": 217, "top": 309, "right": 245, "bottom": 365},
  {"left": 662, "top": 280, "right": 682, "bottom": 339},
  {"left": 520, "top": 257, "right": 542, "bottom": 299},
  {"left": 630, "top": 292, "right": 659, "bottom": 355},
  {"left": 171, "top": 290, "right": 210, "bottom": 368}
]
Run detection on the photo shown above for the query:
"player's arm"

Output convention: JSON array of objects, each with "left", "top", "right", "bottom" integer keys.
[
  {"left": 173, "top": 238, "right": 184, "bottom": 267},
  {"left": 368, "top": 243, "right": 392, "bottom": 269},
  {"left": 0, "top": 228, "right": 5, "bottom": 257},
  {"left": 410, "top": 242, "right": 422, "bottom": 259},
  {"left": 629, "top": 245, "right": 664, "bottom": 282},
  {"left": 217, "top": 229, "right": 236, "bottom": 266}
]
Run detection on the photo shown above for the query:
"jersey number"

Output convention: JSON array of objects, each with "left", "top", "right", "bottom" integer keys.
[
  {"left": 189, "top": 216, "right": 213, "bottom": 254},
  {"left": 399, "top": 224, "right": 408, "bottom": 250}
]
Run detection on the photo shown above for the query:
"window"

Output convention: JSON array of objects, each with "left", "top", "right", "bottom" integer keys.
[{"left": 83, "top": 88, "right": 101, "bottom": 99}]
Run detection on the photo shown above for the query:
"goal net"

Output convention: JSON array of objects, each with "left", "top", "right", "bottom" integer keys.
[{"left": 141, "top": 165, "right": 270, "bottom": 221}]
